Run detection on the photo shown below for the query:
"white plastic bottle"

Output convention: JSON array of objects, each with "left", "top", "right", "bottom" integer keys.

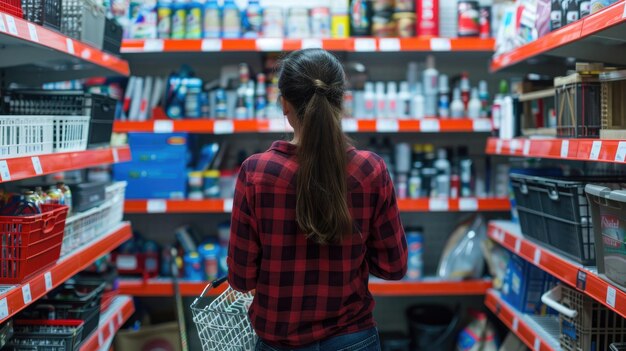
[
  {"left": 468, "top": 87, "right": 481, "bottom": 119},
  {"left": 434, "top": 148, "right": 451, "bottom": 198},
  {"left": 412, "top": 83, "right": 425, "bottom": 120},
  {"left": 386, "top": 82, "right": 398, "bottom": 118},
  {"left": 375, "top": 82, "right": 386, "bottom": 118},
  {"left": 422, "top": 55, "right": 438, "bottom": 117},
  {"left": 438, "top": 74, "right": 450, "bottom": 118},
  {"left": 450, "top": 87, "right": 464, "bottom": 119},
  {"left": 478, "top": 80, "right": 490, "bottom": 118},
  {"left": 398, "top": 82, "right": 412, "bottom": 119},
  {"left": 363, "top": 82, "right": 376, "bottom": 119}
]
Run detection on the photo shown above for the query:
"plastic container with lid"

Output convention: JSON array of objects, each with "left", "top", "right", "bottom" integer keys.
[
  {"left": 203, "top": 170, "right": 221, "bottom": 198},
  {"left": 287, "top": 8, "right": 311, "bottom": 38},
  {"left": 219, "top": 170, "right": 237, "bottom": 199},
  {"left": 394, "top": 12, "right": 415, "bottom": 38},
  {"left": 184, "top": 252, "right": 205, "bottom": 281},
  {"left": 199, "top": 243, "right": 220, "bottom": 281}
]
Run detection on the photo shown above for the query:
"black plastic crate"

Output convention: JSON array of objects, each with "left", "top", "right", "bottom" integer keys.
[
  {"left": 21, "top": 0, "right": 62, "bottom": 31},
  {"left": 510, "top": 173, "right": 623, "bottom": 265},
  {"left": 7, "top": 320, "right": 83, "bottom": 351},
  {"left": 103, "top": 18, "right": 123, "bottom": 55},
  {"left": 6, "top": 90, "right": 116, "bottom": 147},
  {"left": 68, "top": 181, "right": 107, "bottom": 213}
]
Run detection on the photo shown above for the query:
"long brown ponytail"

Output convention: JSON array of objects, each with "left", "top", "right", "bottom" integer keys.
[{"left": 278, "top": 49, "right": 352, "bottom": 245}]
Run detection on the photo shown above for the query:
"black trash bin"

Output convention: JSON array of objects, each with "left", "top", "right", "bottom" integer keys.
[{"left": 406, "top": 304, "right": 460, "bottom": 351}]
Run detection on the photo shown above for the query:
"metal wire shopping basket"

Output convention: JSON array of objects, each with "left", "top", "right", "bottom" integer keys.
[{"left": 190, "top": 277, "right": 257, "bottom": 351}]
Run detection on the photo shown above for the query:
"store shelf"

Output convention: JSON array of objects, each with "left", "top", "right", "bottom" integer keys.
[
  {"left": 0, "top": 11, "right": 130, "bottom": 83},
  {"left": 79, "top": 296, "right": 135, "bottom": 351},
  {"left": 114, "top": 118, "right": 493, "bottom": 134},
  {"left": 121, "top": 37, "right": 495, "bottom": 54},
  {"left": 485, "top": 137, "right": 626, "bottom": 164},
  {"left": 0, "top": 223, "right": 132, "bottom": 324},
  {"left": 485, "top": 289, "right": 561, "bottom": 351},
  {"left": 491, "top": 1, "right": 626, "bottom": 74},
  {"left": 124, "top": 198, "right": 510, "bottom": 214},
  {"left": 118, "top": 278, "right": 492, "bottom": 297},
  {"left": 489, "top": 220, "right": 626, "bottom": 319},
  {"left": 0, "top": 146, "right": 131, "bottom": 183}
]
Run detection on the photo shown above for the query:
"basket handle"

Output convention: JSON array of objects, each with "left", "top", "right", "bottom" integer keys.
[
  {"left": 541, "top": 285, "right": 578, "bottom": 318},
  {"left": 199, "top": 276, "right": 228, "bottom": 298},
  {"left": 42, "top": 209, "right": 62, "bottom": 235}
]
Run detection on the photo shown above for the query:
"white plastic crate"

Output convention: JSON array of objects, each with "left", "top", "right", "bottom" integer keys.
[
  {"left": 0, "top": 116, "right": 54, "bottom": 158},
  {"left": 53, "top": 115, "right": 89, "bottom": 152},
  {"left": 61, "top": 181, "right": 127, "bottom": 256}
]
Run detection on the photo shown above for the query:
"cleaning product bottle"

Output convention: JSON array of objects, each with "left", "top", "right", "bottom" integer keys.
[
  {"left": 243, "top": 0, "right": 263, "bottom": 38},
  {"left": 350, "top": 0, "right": 372, "bottom": 36},
  {"left": 171, "top": 0, "right": 187, "bottom": 39},
  {"left": 331, "top": 0, "right": 350, "bottom": 38},
  {"left": 412, "top": 83, "right": 425, "bottom": 119},
  {"left": 422, "top": 55, "right": 438, "bottom": 117},
  {"left": 460, "top": 72, "right": 470, "bottom": 111},
  {"left": 222, "top": 0, "right": 241, "bottom": 38},
  {"left": 255, "top": 73, "right": 267, "bottom": 118},
  {"left": 398, "top": 81, "right": 411, "bottom": 119},
  {"left": 386, "top": 81, "right": 398, "bottom": 118},
  {"left": 478, "top": 80, "right": 489, "bottom": 118},
  {"left": 157, "top": 0, "right": 173, "bottom": 38},
  {"left": 438, "top": 74, "right": 450, "bottom": 118},
  {"left": 409, "top": 169, "right": 421, "bottom": 199},
  {"left": 451, "top": 87, "right": 464, "bottom": 119},
  {"left": 566, "top": 0, "right": 579, "bottom": 24},
  {"left": 434, "top": 148, "right": 451, "bottom": 198},
  {"left": 245, "top": 80, "right": 255, "bottom": 119},
  {"left": 186, "top": 0, "right": 203, "bottom": 39},
  {"left": 363, "top": 82, "right": 376, "bottom": 119},
  {"left": 203, "top": 0, "right": 221, "bottom": 38},
  {"left": 468, "top": 87, "right": 481, "bottom": 119},
  {"left": 458, "top": 146, "right": 473, "bottom": 197},
  {"left": 375, "top": 82, "right": 386, "bottom": 118}
]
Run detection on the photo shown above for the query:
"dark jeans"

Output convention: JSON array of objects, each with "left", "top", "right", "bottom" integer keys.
[{"left": 255, "top": 327, "right": 380, "bottom": 351}]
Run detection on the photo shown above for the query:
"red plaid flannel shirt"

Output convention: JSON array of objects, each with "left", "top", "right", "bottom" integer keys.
[{"left": 228, "top": 140, "right": 407, "bottom": 348}]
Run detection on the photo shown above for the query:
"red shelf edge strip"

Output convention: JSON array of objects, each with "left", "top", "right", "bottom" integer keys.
[{"left": 79, "top": 297, "right": 135, "bottom": 351}]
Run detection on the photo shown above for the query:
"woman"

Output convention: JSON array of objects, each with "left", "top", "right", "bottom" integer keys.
[{"left": 228, "top": 49, "right": 407, "bottom": 351}]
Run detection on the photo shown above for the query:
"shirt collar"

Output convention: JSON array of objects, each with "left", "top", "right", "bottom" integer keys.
[{"left": 269, "top": 140, "right": 356, "bottom": 155}]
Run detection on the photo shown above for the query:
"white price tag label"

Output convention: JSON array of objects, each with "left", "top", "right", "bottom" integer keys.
[
  {"left": 341, "top": 119, "right": 358, "bottom": 132},
  {"left": 420, "top": 119, "right": 440, "bottom": 132},
  {"left": 533, "top": 248, "right": 542, "bottom": 265},
  {"left": 379, "top": 38, "right": 400, "bottom": 51},
  {"left": 223, "top": 199, "right": 234, "bottom": 213},
  {"left": 534, "top": 338, "right": 541, "bottom": 351},
  {"left": 515, "top": 238, "right": 522, "bottom": 253},
  {"left": 5, "top": 15, "right": 17, "bottom": 35},
  {"left": 615, "top": 141, "right": 626, "bottom": 162},
  {"left": 213, "top": 120, "right": 234, "bottom": 134},
  {"left": 510, "top": 139, "right": 520, "bottom": 152},
  {"left": 22, "top": 284, "right": 32, "bottom": 304},
  {"left": 98, "top": 331, "right": 104, "bottom": 346},
  {"left": 81, "top": 48, "right": 92, "bottom": 59},
  {"left": 354, "top": 38, "right": 377, "bottom": 52},
  {"left": 301, "top": 39, "right": 323, "bottom": 49},
  {"left": 147, "top": 200, "right": 167, "bottom": 213},
  {"left": 496, "top": 139, "right": 503, "bottom": 154},
  {"left": 0, "top": 161, "right": 11, "bottom": 181},
  {"left": 153, "top": 120, "right": 174, "bottom": 133},
  {"left": 143, "top": 39, "right": 164, "bottom": 52},
  {"left": 623, "top": 1, "right": 626, "bottom": 18},
  {"left": 523, "top": 140, "right": 531, "bottom": 155},
  {"left": 561, "top": 140, "right": 570, "bottom": 158},
  {"left": 201, "top": 39, "right": 222, "bottom": 51},
  {"left": 606, "top": 286, "right": 617, "bottom": 308},
  {"left": 459, "top": 198, "right": 478, "bottom": 211},
  {"left": 589, "top": 141, "right": 602, "bottom": 160},
  {"left": 117, "top": 312, "right": 123, "bottom": 325},
  {"left": 473, "top": 119, "right": 492, "bottom": 131},
  {"left": 256, "top": 38, "right": 283, "bottom": 51},
  {"left": 429, "top": 198, "right": 449, "bottom": 211},
  {"left": 27, "top": 23, "right": 38, "bottom": 42},
  {"left": 109, "top": 321, "right": 115, "bottom": 335},
  {"left": 0, "top": 15, "right": 6, "bottom": 33},
  {"left": 31, "top": 157, "right": 43, "bottom": 175},
  {"left": 0, "top": 299, "right": 7, "bottom": 320},
  {"left": 112, "top": 148, "right": 120, "bottom": 163},
  {"left": 491, "top": 229, "right": 502, "bottom": 242},
  {"left": 44, "top": 272, "right": 53, "bottom": 291},
  {"left": 430, "top": 38, "right": 451, "bottom": 51},
  {"left": 376, "top": 119, "right": 399, "bottom": 132},
  {"left": 512, "top": 317, "right": 519, "bottom": 331},
  {"left": 66, "top": 38, "right": 75, "bottom": 54}
]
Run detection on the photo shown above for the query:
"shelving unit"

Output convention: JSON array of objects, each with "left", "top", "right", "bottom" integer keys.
[
  {"left": 118, "top": 278, "right": 492, "bottom": 297},
  {"left": 0, "top": 224, "right": 132, "bottom": 324},
  {"left": 490, "top": 1, "right": 626, "bottom": 74},
  {"left": 0, "top": 11, "right": 130, "bottom": 83},
  {"left": 79, "top": 296, "right": 135, "bottom": 351},
  {"left": 485, "top": 137, "right": 626, "bottom": 164},
  {"left": 0, "top": 147, "right": 131, "bottom": 183},
  {"left": 121, "top": 37, "right": 495, "bottom": 54},
  {"left": 124, "top": 197, "right": 511, "bottom": 214},
  {"left": 489, "top": 220, "right": 626, "bottom": 319},
  {"left": 114, "top": 118, "right": 493, "bottom": 134}
]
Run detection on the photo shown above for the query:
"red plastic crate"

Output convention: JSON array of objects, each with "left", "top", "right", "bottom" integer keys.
[
  {"left": 0, "top": 204, "right": 68, "bottom": 284},
  {"left": 0, "top": 0, "right": 23, "bottom": 18},
  {"left": 112, "top": 252, "right": 159, "bottom": 279}
]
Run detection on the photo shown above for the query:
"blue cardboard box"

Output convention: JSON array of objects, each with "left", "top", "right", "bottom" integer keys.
[{"left": 502, "top": 254, "right": 558, "bottom": 315}]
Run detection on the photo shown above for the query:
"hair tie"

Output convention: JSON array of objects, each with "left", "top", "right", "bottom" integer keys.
[{"left": 313, "top": 79, "right": 330, "bottom": 96}]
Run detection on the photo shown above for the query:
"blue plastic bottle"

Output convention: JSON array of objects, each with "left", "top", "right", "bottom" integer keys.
[
  {"left": 203, "top": 0, "right": 221, "bottom": 38},
  {"left": 243, "top": 0, "right": 263, "bottom": 38},
  {"left": 171, "top": 0, "right": 187, "bottom": 39},
  {"left": 222, "top": 0, "right": 241, "bottom": 38}
]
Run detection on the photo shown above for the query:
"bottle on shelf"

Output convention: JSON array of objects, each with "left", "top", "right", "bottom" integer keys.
[
  {"left": 460, "top": 72, "right": 471, "bottom": 111},
  {"left": 566, "top": 0, "right": 580, "bottom": 24},
  {"left": 398, "top": 81, "right": 412, "bottom": 119},
  {"left": 171, "top": 0, "right": 187, "bottom": 39},
  {"left": 408, "top": 169, "right": 421, "bottom": 199},
  {"left": 468, "top": 87, "right": 481, "bottom": 119},
  {"left": 438, "top": 74, "right": 450, "bottom": 118},
  {"left": 375, "top": 82, "right": 386, "bottom": 118},
  {"left": 451, "top": 87, "right": 464, "bottom": 119},
  {"left": 186, "top": 0, "right": 203, "bottom": 39},
  {"left": 350, "top": 0, "right": 373, "bottom": 36},
  {"left": 412, "top": 83, "right": 426, "bottom": 120},
  {"left": 245, "top": 81, "right": 255, "bottom": 119},
  {"left": 202, "top": 0, "right": 221, "bottom": 38},
  {"left": 422, "top": 55, "right": 438, "bottom": 117},
  {"left": 363, "top": 82, "right": 376, "bottom": 119},
  {"left": 157, "top": 0, "right": 173, "bottom": 38},
  {"left": 478, "top": 80, "right": 490, "bottom": 118},
  {"left": 386, "top": 81, "right": 398, "bottom": 118},
  {"left": 434, "top": 148, "right": 451, "bottom": 198},
  {"left": 222, "top": 0, "right": 242, "bottom": 38},
  {"left": 243, "top": 0, "right": 263, "bottom": 38},
  {"left": 255, "top": 73, "right": 267, "bottom": 119},
  {"left": 458, "top": 146, "right": 473, "bottom": 197}
]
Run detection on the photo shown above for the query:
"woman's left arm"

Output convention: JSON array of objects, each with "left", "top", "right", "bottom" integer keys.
[{"left": 227, "top": 161, "right": 260, "bottom": 292}]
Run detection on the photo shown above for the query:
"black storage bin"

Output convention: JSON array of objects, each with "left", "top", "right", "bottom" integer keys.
[
  {"left": 69, "top": 181, "right": 107, "bottom": 213},
  {"left": 103, "top": 18, "right": 123, "bottom": 55},
  {"left": 7, "top": 320, "right": 84, "bottom": 351},
  {"left": 21, "top": 0, "right": 62, "bottom": 31},
  {"left": 6, "top": 90, "right": 116, "bottom": 147},
  {"left": 510, "top": 173, "right": 623, "bottom": 265}
]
